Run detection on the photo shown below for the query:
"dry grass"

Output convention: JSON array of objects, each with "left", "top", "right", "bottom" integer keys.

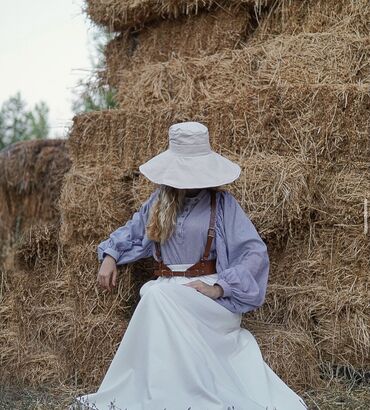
[
  {"left": 1, "top": 380, "right": 369, "bottom": 409},
  {"left": 242, "top": 319, "right": 322, "bottom": 392},
  {"left": 0, "top": 139, "right": 71, "bottom": 247},
  {"left": 1, "top": 223, "right": 153, "bottom": 389},
  {"left": 255, "top": 0, "right": 370, "bottom": 38},
  {"left": 66, "top": 85, "right": 370, "bottom": 172},
  {"left": 58, "top": 165, "right": 134, "bottom": 245},
  {"left": 312, "top": 163, "right": 370, "bottom": 226},
  {"left": 103, "top": 6, "right": 252, "bottom": 87},
  {"left": 85, "top": 0, "right": 369, "bottom": 35},
  {"left": 0, "top": 239, "right": 71, "bottom": 387},
  {"left": 247, "top": 224, "right": 369, "bottom": 370},
  {"left": 85, "top": 0, "right": 266, "bottom": 31},
  {"left": 115, "top": 33, "right": 369, "bottom": 105}
]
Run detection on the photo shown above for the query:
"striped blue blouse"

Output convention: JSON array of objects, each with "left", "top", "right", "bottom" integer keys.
[{"left": 97, "top": 188, "right": 270, "bottom": 314}]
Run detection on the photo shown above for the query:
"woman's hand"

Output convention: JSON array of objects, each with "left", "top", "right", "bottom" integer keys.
[
  {"left": 97, "top": 255, "right": 118, "bottom": 291},
  {"left": 183, "top": 280, "right": 224, "bottom": 299}
]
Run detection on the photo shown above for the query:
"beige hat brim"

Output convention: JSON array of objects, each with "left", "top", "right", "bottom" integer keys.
[{"left": 139, "top": 150, "right": 241, "bottom": 189}]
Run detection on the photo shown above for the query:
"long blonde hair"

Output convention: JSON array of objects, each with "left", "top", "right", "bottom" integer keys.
[{"left": 146, "top": 185, "right": 222, "bottom": 244}]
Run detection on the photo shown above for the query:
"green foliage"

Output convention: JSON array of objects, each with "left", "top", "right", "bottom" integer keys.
[
  {"left": 0, "top": 92, "right": 50, "bottom": 150},
  {"left": 71, "top": 28, "right": 118, "bottom": 114}
]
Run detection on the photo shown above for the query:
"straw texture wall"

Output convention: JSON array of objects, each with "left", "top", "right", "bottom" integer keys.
[
  {"left": 85, "top": 0, "right": 270, "bottom": 31},
  {"left": 0, "top": 140, "right": 71, "bottom": 386},
  {"left": 103, "top": 5, "right": 254, "bottom": 88},
  {"left": 1, "top": 0, "right": 368, "bottom": 401},
  {"left": 0, "top": 139, "right": 71, "bottom": 253}
]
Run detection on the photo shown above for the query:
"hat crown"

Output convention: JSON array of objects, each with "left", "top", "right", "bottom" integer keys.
[{"left": 168, "top": 121, "right": 211, "bottom": 155}]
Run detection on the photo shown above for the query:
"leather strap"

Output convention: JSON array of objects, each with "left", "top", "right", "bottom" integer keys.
[
  {"left": 155, "top": 241, "right": 161, "bottom": 260},
  {"left": 153, "top": 258, "right": 216, "bottom": 277},
  {"left": 153, "top": 190, "right": 217, "bottom": 277},
  {"left": 202, "top": 190, "right": 216, "bottom": 260}
]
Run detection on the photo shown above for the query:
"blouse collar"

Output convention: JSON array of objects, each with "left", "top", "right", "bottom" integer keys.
[{"left": 183, "top": 188, "right": 208, "bottom": 204}]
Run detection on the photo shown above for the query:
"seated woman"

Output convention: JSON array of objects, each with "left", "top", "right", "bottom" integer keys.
[{"left": 71, "top": 121, "right": 308, "bottom": 410}]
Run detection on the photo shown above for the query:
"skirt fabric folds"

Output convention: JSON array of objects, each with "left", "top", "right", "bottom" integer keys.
[{"left": 71, "top": 273, "right": 308, "bottom": 410}]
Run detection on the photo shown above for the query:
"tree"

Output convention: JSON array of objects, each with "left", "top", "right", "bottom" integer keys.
[
  {"left": 0, "top": 92, "right": 50, "bottom": 150},
  {"left": 71, "top": 28, "right": 118, "bottom": 113}
]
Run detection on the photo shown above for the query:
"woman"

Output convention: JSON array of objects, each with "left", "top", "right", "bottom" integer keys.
[{"left": 71, "top": 122, "right": 308, "bottom": 410}]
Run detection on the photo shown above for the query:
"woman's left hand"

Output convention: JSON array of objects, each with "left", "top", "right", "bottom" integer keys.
[{"left": 183, "top": 280, "right": 223, "bottom": 299}]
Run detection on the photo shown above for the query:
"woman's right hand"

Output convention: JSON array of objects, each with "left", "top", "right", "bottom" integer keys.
[{"left": 97, "top": 255, "right": 118, "bottom": 291}]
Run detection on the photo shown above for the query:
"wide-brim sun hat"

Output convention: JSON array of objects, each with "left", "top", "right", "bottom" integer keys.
[{"left": 139, "top": 121, "right": 241, "bottom": 189}]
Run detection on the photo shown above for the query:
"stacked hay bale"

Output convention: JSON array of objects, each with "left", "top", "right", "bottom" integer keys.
[
  {"left": 0, "top": 139, "right": 70, "bottom": 265},
  {"left": 55, "top": 0, "right": 369, "bottom": 393},
  {"left": 57, "top": 113, "right": 154, "bottom": 389},
  {"left": 0, "top": 139, "right": 71, "bottom": 386}
]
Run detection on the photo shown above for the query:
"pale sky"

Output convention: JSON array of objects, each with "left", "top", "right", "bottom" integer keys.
[{"left": 0, "top": 0, "right": 97, "bottom": 138}]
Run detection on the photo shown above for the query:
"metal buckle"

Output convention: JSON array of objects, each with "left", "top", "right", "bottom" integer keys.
[{"left": 207, "top": 228, "right": 215, "bottom": 237}]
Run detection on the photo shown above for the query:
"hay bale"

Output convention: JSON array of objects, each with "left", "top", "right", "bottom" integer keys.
[
  {"left": 58, "top": 165, "right": 134, "bottom": 244},
  {"left": 114, "top": 33, "right": 369, "bottom": 105},
  {"left": 13, "top": 343, "right": 70, "bottom": 387},
  {"left": 251, "top": 33, "right": 369, "bottom": 85},
  {"left": 15, "top": 274, "right": 72, "bottom": 351},
  {"left": 0, "top": 223, "right": 73, "bottom": 387},
  {"left": 103, "top": 6, "right": 253, "bottom": 88},
  {"left": 0, "top": 140, "right": 71, "bottom": 387},
  {"left": 85, "top": 0, "right": 266, "bottom": 31},
  {"left": 14, "top": 222, "right": 60, "bottom": 272},
  {"left": 66, "top": 313, "right": 130, "bottom": 389},
  {"left": 241, "top": 319, "right": 322, "bottom": 392},
  {"left": 227, "top": 152, "right": 312, "bottom": 242},
  {"left": 0, "top": 293, "right": 21, "bottom": 384},
  {"left": 0, "top": 139, "right": 71, "bottom": 268},
  {"left": 66, "top": 111, "right": 128, "bottom": 168},
  {"left": 256, "top": 0, "right": 370, "bottom": 38},
  {"left": 252, "top": 279, "right": 368, "bottom": 327},
  {"left": 66, "top": 108, "right": 185, "bottom": 170},
  {"left": 117, "top": 80, "right": 370, "bottom": 165},
  {"left": 85, "top": 0, "right": 369, "bottom": 35},
  {"left": 272, "top": 224, "right": 369, "bottom": 286},
  {"left": 0, "top": 271, "right": 71, "bottom": 387},
  {"left": 249, "top": 283, "right": 369, "bottom": 370},
  {"left": 248, "top": 253, "right": 369, "bottom": 370},
  {"left": 245, "top": 218, "right": 369, "bottom": 370},
  {"left": 0, "top": 139, "right": 71, "bottom": 235},
  {"left": 312, "top": 164, "right": 370, "bottom": 227},
  {"left": 8, "top": 0, "right": 365, "bottom": 391},
  {"left": 61, "top": 242, "right": 139, "bottom": 318},
  {"left": 56, "top": 242, "right": 154, "bottom": 388},
  {"left": 316, "top": 310, "right": 369, "bottom": 371},
  {"left": 114, "top": 32, "right": 370, "bottom": 100},
  {"left": 67, "top": 81, "right": 369, "bottom": 173},
  {"left": 1, "top": 218, "right": 153, "bottom": 388}
]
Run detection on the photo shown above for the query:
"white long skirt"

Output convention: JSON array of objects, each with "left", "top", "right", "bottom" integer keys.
[{"left": 71, "top": 273, "right": 308, "bottom": 410}]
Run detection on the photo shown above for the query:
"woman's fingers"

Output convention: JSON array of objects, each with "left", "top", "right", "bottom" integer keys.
[
  {"left": 106, "top": 274, "right": 112, "bottom": 291},
  {"left": 183, "top": 280, "right": 205, "bottom": 293},
  {"left": 183, "top": 280, "right": 216, "bottom": 298},
  {"left": 97, "top": 272, "right": 103, "bottom": 288},
  {"left": 112, "top": 266, "right": 118, "bottom": 287},
  {"left": 97, "top": 270, "right": 112, "bottom": 291},
  {"left": 101, "top": 272, "right": 108, "bottom": 290},
  {"left": 97, "top": 257, "right": 118, "bottom": 291}
]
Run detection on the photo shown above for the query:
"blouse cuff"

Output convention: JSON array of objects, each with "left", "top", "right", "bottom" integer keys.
[
  {"left": 101, "top": 248, "right": 119, "bottom": 263},
  {"left": 214, "top": 278, "right": 232, "bottom": 298}
]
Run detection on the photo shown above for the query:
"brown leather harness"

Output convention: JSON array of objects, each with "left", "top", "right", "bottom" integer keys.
[{"left": 153, "top": 190, "right": 217, "bottom": 277}]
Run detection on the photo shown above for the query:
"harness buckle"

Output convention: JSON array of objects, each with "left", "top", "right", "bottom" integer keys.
[{"left": 207, "top": 227, "right": 215, "bottom": 237}]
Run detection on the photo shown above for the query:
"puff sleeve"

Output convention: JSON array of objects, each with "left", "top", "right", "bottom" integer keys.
[
  {"left": 97, "top": 189, "right": 159, "bottom": 265},
  {"left": 213, "top": 191, "right": 270, "bottom": 314}
]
